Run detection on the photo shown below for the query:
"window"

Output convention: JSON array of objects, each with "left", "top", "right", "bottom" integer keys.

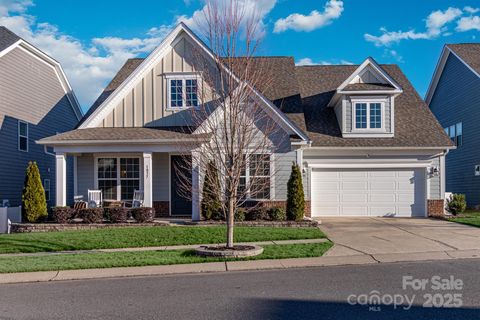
[
  {"left": 445, "top": 122, "right": 462, "bottom": 147},
  {"left": 168, "top": 76, "right": 200, "bottom": 108},
  {"left": 456, "top": 122, "right": 463, "bottom": 146},
  {"left": 355, "top": 103, "right": 367, "bottom": 129},
  {"left": 97, "top": 157, "right": 140, "bottom": 201},
  {"left": 44, "top": 179, "right": 50, "bottom": 201},
  {"left": 354, "top": 101, "right": 383, "bottom": 130},
  {"left": 97, "top": 157, "right": 141, "bottom": 201},
  {"left": 18, "top": 121, "right": 28, "bottom": 152},
  {"left": 237, "top": 154, "right": 271, "bottom": 200}
]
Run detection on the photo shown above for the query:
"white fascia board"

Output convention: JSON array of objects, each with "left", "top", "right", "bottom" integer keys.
[
  {"left": 307, "top": 161, "right": 431, "bottom": 169},
  {"left": 0, "top": 40, "right": 83, "bottom": 120},
  {"left": 337, "top": 57, "right": 402, "bottom": 92},
  {"left": 338, "top": 89, "right": 402, "bottom": 95}
]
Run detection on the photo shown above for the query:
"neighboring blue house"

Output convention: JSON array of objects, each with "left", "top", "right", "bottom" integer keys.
[
  {"left": 0, "top": 26, "right": 83, "bottom": 209},
  {"left": 426, "top": 43, "right": 480, "bottom": 207}
]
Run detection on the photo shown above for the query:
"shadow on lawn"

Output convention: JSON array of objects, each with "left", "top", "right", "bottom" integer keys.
[{"left": 0, "top": 238, "right": 76, "bottom": 253}]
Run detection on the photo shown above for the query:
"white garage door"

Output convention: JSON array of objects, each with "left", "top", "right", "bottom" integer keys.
[{"left": 311, "top": 168, "right": 426, "bottom": 217}]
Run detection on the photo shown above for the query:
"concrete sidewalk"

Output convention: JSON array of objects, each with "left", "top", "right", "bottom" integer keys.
[
  {"left": 0, "top": 238, "right": 329, "bottom": 258},
  {"left": 1, "top": 246, "right": 480, "bottom": 284}
]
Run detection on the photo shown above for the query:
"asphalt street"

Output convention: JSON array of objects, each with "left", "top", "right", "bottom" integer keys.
[{"left": 0, "top": 258, "right": 479, "bottom": 320}]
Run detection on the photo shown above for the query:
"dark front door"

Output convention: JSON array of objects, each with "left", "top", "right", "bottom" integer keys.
[{"left": 171, "top": 155, "right": 192, "bottom": 216}]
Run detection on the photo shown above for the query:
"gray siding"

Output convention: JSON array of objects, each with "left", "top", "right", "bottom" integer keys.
[
  {"left": 76, "top": 154, "right": 94, "bottom": 201},
  {"left": 0, "top": 47, "right": 79, "bottom": 207},
  {"left": 152, "top": 153, "right": 169, "bottom": 201},
  {"left": 429, "top": 54, "right": 480, "bottom": 206},
  {"left": 273, "top": 151, "right": 295, "bottom": 200},
  {"left": 344, "top": 95, "right": 392, "bottom": 133},
  {"left": 428, "top": 156, "right": 441, "bottom": 200}
]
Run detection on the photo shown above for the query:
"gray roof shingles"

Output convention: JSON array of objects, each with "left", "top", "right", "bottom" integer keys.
[
  {"left": 78, "top": 55, "right": 452, "bottom": 149},
  {"left": 447, "top": 43, "right": 480, "bottom": 76},
  {"left": 38, "top": 127, "right": 211, "bottom": 144},
  {"left": 0, "top": 26, "right": 20, "bottom": 52}
]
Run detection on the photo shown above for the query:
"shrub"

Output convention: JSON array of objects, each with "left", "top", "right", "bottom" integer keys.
[
  {"left": 234, "top": 208, "right": 246, "bottom": 221},
  {"left": 268, "top": 207, "right": 287, "bottom": 221},
  {"left": 22, "top": 161, "right": 48, "bottom": 222},
  {"left": 79, "top": 208, "right": 103, "bottom": 224},
  {"left": 52, "top": 206, "right": 76, "bottom": 224},
  {"left": 286, "top": 163, "right": 305, "bottom": 221},
  {"left": 446, "top": 194, "right": 466, "bottom": 216},
  {"left": 246, "top": 208, "right": 270, "bottom": 221},
  {"left": 105, "top": 207, "right": 129, "bottom": 223},
  {"left": 201, "top": 161, "right": 222, "bottom": 220},
  {"left": 131, "top": 207, "right": 154, "bottom": 223}
]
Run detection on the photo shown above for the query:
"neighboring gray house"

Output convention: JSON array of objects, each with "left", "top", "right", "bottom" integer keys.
[
  {"left": 426, "top": 43, "right": 480, "bottom": 207},
  {"left": 39, "top": 23, "right": 453, "bottom": 219},
  {"left": 0, "top": 26, "right": 83, "bottom": 208}
]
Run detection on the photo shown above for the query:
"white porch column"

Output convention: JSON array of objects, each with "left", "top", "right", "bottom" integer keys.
[
  {"left": 143, "top": 152, "right": 153, "bottom": 208},
  {"left": 55, "top": 153, "right": 67, "bottom": 206},
  {"left": 191, "top": 149, "right": 201, "bottom": 221}
]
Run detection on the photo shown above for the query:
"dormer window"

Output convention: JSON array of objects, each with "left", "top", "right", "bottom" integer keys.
[
  {"left": 166, "top": 74, "right": 200, "bottom": 109},
  {"left": 352, "top": 98, "right": 385, "bottom": 131}
]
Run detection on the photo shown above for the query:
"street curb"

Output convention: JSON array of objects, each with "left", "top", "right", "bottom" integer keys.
[{"left": 2, "top": 249, "right": 480, "bottom": 284}]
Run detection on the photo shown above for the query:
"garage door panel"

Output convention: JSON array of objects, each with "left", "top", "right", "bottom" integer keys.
[{"left": 311, "top": 168, "right": 426, "bottom": 217}]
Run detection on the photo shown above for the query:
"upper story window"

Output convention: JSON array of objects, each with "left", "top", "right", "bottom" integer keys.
[
  {"left": 166, "top": 74, "right": 200, "bottom": 109},
  {"left": 444, "top": 122, "right": 462, "bottom": 147},
  {"left": 18, "top": 121, "right": 28, "bottom": 152},
  {"left": 353, "top": 101, "right": 384, "bottom": 130}
]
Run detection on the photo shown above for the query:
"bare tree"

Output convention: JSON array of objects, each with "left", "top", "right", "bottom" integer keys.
[{"left": 174, "top": 0, "right": 280, "bottom": 249}]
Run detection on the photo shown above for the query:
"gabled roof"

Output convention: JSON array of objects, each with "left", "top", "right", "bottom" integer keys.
[
  {"left": 425, "top": 43, "right": 480, "bottom": 105},
  {"left": 0, "top": 26, "right": 83, "bottom": 120},
  {"left": 78, "top": 23, "right": 308, "bottom": 142},
  {"left": 294, "top": 64, "right": 453, "bottom": 148}
]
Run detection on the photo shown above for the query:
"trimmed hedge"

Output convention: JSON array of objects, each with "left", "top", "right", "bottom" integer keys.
[
  {"left": 131, "top": 207, "right": 154, "bottom": 223},
  {"left": 246, "top": 208, "right": 270, "bottom": 221},
  {"left": 105, "top": 207, "right": 129, "bottom": 223},
  {"left": 268, "top": 207, "right": 287, "bottom": 221},
  {"left": 446, "top": 194, "right": 466, "bottom": 216},
  {"left": 234, "top": 208, "right": 246, "bottom": 221},
  {"left": 52, "top": 207, "right": 76, "bottom": 224},
  {"left": 22, "top": 161, "right": 48, "bottom": 222},
  {"left": 286, "top": 163, "right": 305, "bottom": 221},
  {"left": 79, "top": 208, "right": 103, "bottom": 224}
]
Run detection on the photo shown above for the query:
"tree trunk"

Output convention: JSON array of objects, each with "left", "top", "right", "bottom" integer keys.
[{"left": 226, "top": 197, "right": 235, "bottom": 248}]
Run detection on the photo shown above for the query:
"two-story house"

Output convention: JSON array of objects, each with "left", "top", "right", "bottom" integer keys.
[
  {"left": 426, "top": 43, "right": 480, "bottom": 208},
  {"left": 39, "top": 23, "right": 453, "bottom": 219},
  {"left": 0, "top": 26, "right": 82, "bottom": 209}
]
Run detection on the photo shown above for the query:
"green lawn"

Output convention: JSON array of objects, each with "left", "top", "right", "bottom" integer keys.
[
  {"left": 0, "top": 226, "right": 325, "bottom": 254},
  {"left": 449, "top": 211, "right": 480, "bottom": 228},
  {"left": 0, "top": 242, "right": 333, "bottom": 273}
]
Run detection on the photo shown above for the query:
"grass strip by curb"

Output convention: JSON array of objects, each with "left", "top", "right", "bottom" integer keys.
[
  {"left": 449, "top": 211, "right": 480, "bottom": 228},
  {"left": 0, "top": 226, "right": 325, "bottom": 254},
  {"left": 0, "top": 242, "right": 333, "bottom": 274}
]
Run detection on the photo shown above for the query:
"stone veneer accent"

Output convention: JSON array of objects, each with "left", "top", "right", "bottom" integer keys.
[
  {"left": 11, "top": 222, "right": 168, "bottom": 233},
  {"left": 427, "top": 199, "right": 445, "bottom": 218},
  {"left": 153, "top": 201, "right": 170, "bottom": 217},
  {"left": 192, "top": 220, "right": 318, "bottom": 227}
]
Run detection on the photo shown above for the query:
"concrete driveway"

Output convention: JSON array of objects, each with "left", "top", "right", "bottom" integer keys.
[{"left": 319, "top": 217, "right": 480, "bottom": 260}]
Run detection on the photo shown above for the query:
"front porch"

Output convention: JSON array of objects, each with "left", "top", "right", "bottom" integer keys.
[{"left": 55, "top": 151, "right": 200, "bottom": 219}]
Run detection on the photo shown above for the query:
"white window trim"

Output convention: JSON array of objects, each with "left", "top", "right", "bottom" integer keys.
[
  {"left": 44, "top": 179, "right": 50, "bottom": 201},
  {"left": 165, "top": 73, "right": 202, "bottom": 111},
  {"left": 351, "top": 98, "right": 387, "bottom": 133},
  {"left": 94, "top": 155, "right": 143, "bottom": 201},
  {"left": 240, "top": 153, "right": 273, "bottom": 201},
  {"left": 18, "top": 120, "right": 29, "bottom": 152}
]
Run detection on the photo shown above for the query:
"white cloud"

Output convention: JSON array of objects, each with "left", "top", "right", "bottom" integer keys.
[
  {"left": 180, "top": 0, "right": 276, "bottom": 39},
  {"left": 0, "top": 1, "right": 178, "bottom": 109},
  {"left": 364, "top": 7, "right": 466, "bottom": 47},
  {"left": 387, "top": 50, "right": 404, "bottom": 63},
  {"left": 274, "top": 0, "right": 343, "bottom": 33},
  {"left": 464, "top": 6, "right": 479, "bottom": 14},
  {"left": 295, "top": 57, "right": 353, "bottom": 66},
  {"left": 457, "top": 15, "right": 480, "bottom": 31}
]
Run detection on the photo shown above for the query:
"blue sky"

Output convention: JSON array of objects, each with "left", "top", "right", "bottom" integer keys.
[{"left": 1, "top": 0, "right": 479, "bottom": 111}]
